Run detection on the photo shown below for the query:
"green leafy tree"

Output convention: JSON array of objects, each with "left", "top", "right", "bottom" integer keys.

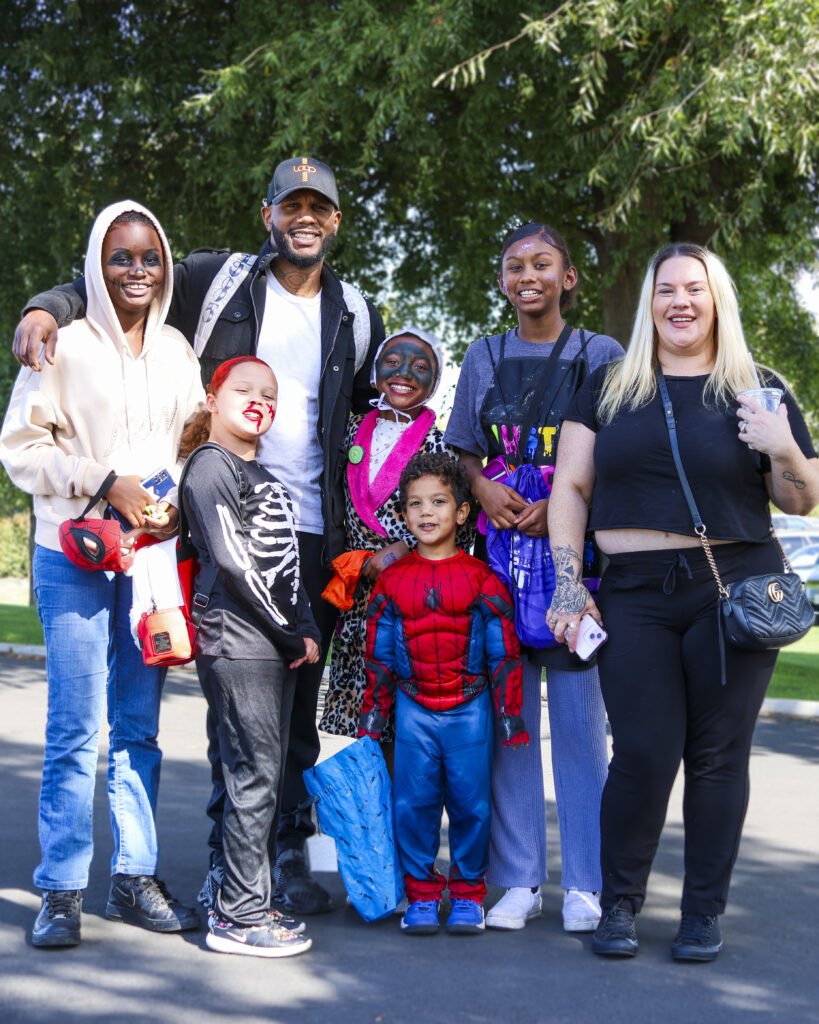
[
  {"left": 184, "top": 0, "right": 819, "bottom": 412},
  {"left": 1, "top": 0, "right": 818, "bottom": 429}
]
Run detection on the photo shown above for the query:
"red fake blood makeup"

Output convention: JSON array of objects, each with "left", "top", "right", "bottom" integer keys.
[
  {"left": 266, "top": 403, "right": 276, "bottom": 424},
  {"left": 243, "top": 404, "right": 263, "bottom": 432}
]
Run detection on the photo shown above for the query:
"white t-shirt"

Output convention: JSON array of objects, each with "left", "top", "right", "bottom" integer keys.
[{"left": 255, "top": 272, "right": 324, "bottom": 534}]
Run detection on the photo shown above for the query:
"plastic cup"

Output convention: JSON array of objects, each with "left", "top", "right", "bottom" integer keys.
[{"left": 737, "top": 387, "right": 782, "bottom": 449}]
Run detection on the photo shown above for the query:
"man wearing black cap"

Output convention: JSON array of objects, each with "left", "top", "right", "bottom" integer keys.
[{"left": 14, "top": 157, "right": 386, "bottom": 918}]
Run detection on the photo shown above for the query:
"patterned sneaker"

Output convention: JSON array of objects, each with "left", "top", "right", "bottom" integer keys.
[
  {"left": 32, "top": 890, "right": 83, "bottom": 948},
  {"left": 272, "top": 848, "right": 334, "bottom": 915},
  {"left": 486, "top": 887, "right": 542, "bottom": 930},
  {"left": 197, "top": 863, "right": 223, "bottom": 913},
  {"left": 671, "top": 913, "right": 723, "bottom": 962},
  {"left": 206, "top": 916, "right": 312, "bottom": 958},
  {"left": 400, "top": 900, "right": 440, "bottom": 935},
  {"left": 591, "top": 900, "right": 638, "bottom": 957},
  {"left": 562, "top": 889, "right": 602, "bottom": 933},
  {"left": 105, "top": 874, "right": 200, "bottom": 932},
  {"left": 200, "top": 864, "right": 306, "bottom": 935},
  {"left": 206, "top": 907, "right": 306, "bottom": 935},
  {"left": 446, "top": 899, "right": 486, "bottom": 935}
]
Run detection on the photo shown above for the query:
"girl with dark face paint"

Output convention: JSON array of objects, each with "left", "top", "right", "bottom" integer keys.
[
  {"left": 374, "top": 335, "right": 437, "bottom": 419},
  {"left": 319, "top": 326, "right": 475, "bottom": 753}
]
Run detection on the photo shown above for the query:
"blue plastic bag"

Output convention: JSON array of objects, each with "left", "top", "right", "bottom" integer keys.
[
  {"left": 486, "top": 463, "right": 558, "bottom": 649},
  {"left": 303, "top": 737, "right": 404, "bottom": 921}
]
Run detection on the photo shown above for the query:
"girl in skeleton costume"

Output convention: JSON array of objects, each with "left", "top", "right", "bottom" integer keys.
[
  {"left": 320, "top": 326, "right": 474, "bottom": 743},
  {"left": 445, "top": 223, "right": 623, "bottom": 934},
  {"left": 180, "top": 356, "right": 319, "bottom": 959}
]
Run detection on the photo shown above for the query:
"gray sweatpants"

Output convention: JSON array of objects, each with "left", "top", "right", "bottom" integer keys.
[{"left": 487, "top": 656, "right": 608, "bottom": 891}]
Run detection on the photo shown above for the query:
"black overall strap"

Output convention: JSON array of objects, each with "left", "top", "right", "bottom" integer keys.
[
  {"left": 511, "top": 322, "right": 574, "bottom": 463},
  {"left": 525, "top": 328, "right": 598, "bottom": 465}
]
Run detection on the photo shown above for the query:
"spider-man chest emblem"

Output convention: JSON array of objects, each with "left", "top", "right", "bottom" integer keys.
[{"left": 424, "top": 582, "right": 443, "bottom": 611}]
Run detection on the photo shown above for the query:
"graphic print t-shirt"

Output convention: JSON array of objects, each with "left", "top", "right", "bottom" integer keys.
[
  {"left": 445, "top": 328, "right": 623, "bottom": 472},
  {"left": 182, "top": 446, "right": 319, "bottom": 661}
]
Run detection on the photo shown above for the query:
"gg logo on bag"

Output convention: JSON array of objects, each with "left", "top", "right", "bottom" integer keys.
[{"left": 767, "top": 581, "right": 784, "bottom": 603}]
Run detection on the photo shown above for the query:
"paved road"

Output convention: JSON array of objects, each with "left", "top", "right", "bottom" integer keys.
[{"left": 1, "top": 655, "right": 817, "bottom": 1024}]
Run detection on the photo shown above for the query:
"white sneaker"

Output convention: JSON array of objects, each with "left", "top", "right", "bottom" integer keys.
[
  {"left": 562, "top": 889, "right": 601, "bottom": 932},
  {"left": 486, "top": 887, "right": 542, "bottom": 930}
]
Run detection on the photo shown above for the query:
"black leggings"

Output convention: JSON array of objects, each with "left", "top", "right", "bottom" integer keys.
[
  {"left": 198, "top": 654, "right": 296, "bottom": 926},
  {"left": 204, "top": 532, "right": 336, "bottom": 865},
  {"left": 596, "top": 541, "right": 780, "bottom": 917}
]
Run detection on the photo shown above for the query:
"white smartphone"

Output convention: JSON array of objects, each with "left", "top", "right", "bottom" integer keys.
[{"left": 574, "top": 613, "right": 608, "bottom": 661}]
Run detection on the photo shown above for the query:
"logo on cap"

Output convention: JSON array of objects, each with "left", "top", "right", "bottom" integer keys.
[{"left": 293, "top": 158, "right": 317, "bottom": 183}]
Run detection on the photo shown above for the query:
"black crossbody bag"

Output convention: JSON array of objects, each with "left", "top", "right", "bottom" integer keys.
[{"left": 656, "top": 368, "right": 813, "bottom": 683}]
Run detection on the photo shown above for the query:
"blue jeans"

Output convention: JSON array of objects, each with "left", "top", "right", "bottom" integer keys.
[{"left": 33, "top": 545, "right": 165, "bottom": 890}]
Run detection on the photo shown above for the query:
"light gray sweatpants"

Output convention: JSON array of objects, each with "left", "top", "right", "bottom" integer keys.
[{"left": 487, "top": 656, "right": 608, "bottom": 891}]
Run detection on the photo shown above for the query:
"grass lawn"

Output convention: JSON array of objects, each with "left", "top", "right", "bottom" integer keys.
[
  {"left": 766, "top": 627, "right": 819, "bottom": 702},
  {"left": 0, "top": 602, "right": 43, "bottom": 645},
  {"left": 0, "top": 576, "right": 816, "bottom": 700}
]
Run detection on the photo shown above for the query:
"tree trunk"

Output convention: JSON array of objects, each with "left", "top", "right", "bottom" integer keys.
[{"left": 594, "top": 231, "right": 646, "bottom": 346}]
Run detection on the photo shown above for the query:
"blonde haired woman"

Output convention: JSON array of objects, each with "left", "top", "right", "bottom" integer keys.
[{"left": 545, "top": 243, "right": 819, "bottom": 961}]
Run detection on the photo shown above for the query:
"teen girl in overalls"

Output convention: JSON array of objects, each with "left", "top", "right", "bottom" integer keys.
[{"left": 445, "top": 222, "right": 623, "bottom": 932}]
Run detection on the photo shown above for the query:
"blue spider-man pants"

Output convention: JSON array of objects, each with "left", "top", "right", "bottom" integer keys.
[{"left": 393, "top": 688, "right": 493, "bottom": 904}]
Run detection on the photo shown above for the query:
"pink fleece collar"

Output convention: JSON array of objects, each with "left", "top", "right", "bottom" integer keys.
[{"left": 347, "top": 408, "right": 435, "bottom": 537}]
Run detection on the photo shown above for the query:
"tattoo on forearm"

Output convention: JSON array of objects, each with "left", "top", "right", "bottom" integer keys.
[
  {"left": 382, "top": 552, "right": 397, "bottom": 567},
  {"left": 783, "top": 471, "right": 806, "bottom": 490},
  {"left": 551, "top": 544, "right": 588, "bottom": 614}
]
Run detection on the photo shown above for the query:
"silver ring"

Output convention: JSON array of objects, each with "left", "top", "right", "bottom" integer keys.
[{"left": 568, "top": 621, "right": 577, "bottom": 630}]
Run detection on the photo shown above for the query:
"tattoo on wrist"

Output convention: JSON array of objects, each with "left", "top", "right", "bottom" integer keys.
[
  {"left": 783, "top": 470, "right": 806, "bottom": 490},
  {"left": 552, "top": 544, "right": 582, "bottom": 582},
  {"left": 382, "top": 551, "right": 397, "bottom": 567}
]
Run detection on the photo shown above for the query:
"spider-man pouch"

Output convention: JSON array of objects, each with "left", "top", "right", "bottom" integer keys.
[{"left": 59, "top": 471, "right": 134, "bottom": 573}]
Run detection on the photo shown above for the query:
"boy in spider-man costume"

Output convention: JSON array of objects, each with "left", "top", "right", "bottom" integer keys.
[{"left": 358, "top": 453, "right": 529, "bottom": 935}]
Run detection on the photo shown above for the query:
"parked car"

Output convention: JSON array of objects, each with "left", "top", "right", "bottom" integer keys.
[
  {"left": 772, "top": 514, "right": 816, "bottom": 532},
  {"left": 789, "top": 543, "right": 819, "bottom": 618},
  {"left": 776, "top": 531, "right": 819, "bottom": 559}
]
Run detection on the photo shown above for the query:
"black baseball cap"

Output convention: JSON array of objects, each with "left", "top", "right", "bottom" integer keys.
[{"left": 266, "top": 157, "right": 340, "bottom": 209}]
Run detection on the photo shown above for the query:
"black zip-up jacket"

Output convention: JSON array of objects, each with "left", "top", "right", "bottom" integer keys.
[{"left": 23, "top": 240, "right": 385, "bottom": 564}]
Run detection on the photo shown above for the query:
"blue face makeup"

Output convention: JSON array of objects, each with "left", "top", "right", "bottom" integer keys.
[{"left": 375, "top": 338, "right": 436, "bottom": 394}]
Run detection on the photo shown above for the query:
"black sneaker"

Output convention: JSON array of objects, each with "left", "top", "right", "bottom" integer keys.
[
  {"left": 205, "top": 916, "right": 312, "bottom": 958},
  {"left": 32, "top": 890, "right": 82, "bottom": 948},
  {"left": 105, "top": 874, "right": 200, "bottom": 932},
  {"left": 591, "top": 899, "right": 638, "bottom": 957},
  {"left": 272, "top": 849, "right": 334, "bottom": 915},
  {"left": 671, "top": 913, "right": 723, "bottom": 962}
]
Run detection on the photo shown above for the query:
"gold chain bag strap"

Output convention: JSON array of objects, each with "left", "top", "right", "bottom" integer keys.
[{"left": 656, "top": 368, "right": 813, "bottom": 684}]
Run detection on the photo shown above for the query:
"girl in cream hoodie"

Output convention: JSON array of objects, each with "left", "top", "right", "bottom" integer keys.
[{"left": 0, "top": 201, "right": 204, "bottom": 948}]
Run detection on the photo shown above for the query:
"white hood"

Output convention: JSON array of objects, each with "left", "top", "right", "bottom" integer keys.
[{"left": 84, "top": 199, "right": 175, "bottom": 357}]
